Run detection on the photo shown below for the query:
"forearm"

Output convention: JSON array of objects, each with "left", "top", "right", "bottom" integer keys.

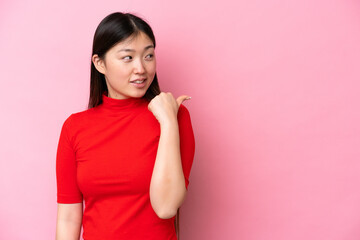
[{"left": 149, "top": 117, "right": 187, "bottom": 219}]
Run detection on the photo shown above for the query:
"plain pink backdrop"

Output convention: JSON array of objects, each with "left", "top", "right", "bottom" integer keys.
[{"left": 1, "top": 0, "right": 360, "bottom": 239}]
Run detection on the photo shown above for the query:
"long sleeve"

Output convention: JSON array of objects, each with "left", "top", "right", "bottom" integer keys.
[
  {"left": 56, "top": 114, "right": 83, "bottom": 203},
  {"left": 177, "top": 104, "right": 196, "bottom": 190}
]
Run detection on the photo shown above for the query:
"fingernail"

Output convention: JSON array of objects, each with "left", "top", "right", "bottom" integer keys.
[{"left": 186, "top": 96, "right": 192, "bottom": 100}]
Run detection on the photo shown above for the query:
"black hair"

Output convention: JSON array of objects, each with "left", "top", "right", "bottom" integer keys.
[{"left": 88, "top": 12, "right": 161, "bottom": 109}]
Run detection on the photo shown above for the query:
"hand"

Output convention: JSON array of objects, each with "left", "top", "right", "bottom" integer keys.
[{"left": 147, "top": 92, "right": 191, "bottom": 125}]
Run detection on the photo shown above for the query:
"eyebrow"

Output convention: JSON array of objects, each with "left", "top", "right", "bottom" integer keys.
[{"left": 117, "top": 45, "right": 154, "bottom": 52}]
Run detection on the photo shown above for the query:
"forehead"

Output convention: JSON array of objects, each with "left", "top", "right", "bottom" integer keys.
[{"left": 113, "top": 32, "right": 153, "bottom": 50}]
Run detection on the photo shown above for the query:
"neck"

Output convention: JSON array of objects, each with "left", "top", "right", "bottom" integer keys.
[{"left": 94, "top": 91, "right": 147, "bottom": 116}]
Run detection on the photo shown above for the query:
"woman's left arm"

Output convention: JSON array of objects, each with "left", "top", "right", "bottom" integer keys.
[
  {"left": 150, "top": 117, "right": 186, "bottom": 219},
  {"left": 148, "top": 92, "right": 191, "bottom": 219}
]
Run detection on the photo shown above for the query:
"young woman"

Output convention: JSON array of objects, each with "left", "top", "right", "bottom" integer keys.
[{"left": 55, "top": 12, "right": 195, "bottom": 240}]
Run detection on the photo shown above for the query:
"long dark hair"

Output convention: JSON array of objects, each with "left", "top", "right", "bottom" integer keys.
[
  {"left": 88, "top": 12, "right": 181, "bottom": 239},
  {"left": 88, "top": 12, "right": 161, "bottom": 109}
]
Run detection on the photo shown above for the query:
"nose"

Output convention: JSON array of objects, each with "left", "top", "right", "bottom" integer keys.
[{"left": 134, "top": 58, "right": 145, "bottom": 74}]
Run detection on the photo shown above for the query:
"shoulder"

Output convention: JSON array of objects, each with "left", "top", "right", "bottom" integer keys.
[
  {"left": 178, "top": 104, "right": 190, "bottom": 118},
  {"left": 71, "top": 108, "right": 94, "bottom": 119},
  {"left": 178, "top": 104, "right": 191, "bottom": 117},
  {"left": 61, "top": 108, "right": 94, "bottom": 129},
  {"left": 177, "top": 104, "right": 193, "bottom": 125}
]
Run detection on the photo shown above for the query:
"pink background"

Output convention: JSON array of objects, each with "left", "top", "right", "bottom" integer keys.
[{"left": 1, "top": 0, "right": 360, "bottom": 239}]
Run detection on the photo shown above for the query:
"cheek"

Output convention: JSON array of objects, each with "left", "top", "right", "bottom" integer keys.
[
  {"left": 110, "top": 63, "right": 131, "bottom": 77},
  {"left": 148, "top": 62, "right": 157, "bottom": 73}
]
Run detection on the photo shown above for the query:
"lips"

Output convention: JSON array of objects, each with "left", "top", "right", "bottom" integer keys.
[{"left": 130, "top": 77, "right": 146, "bottom": 82}]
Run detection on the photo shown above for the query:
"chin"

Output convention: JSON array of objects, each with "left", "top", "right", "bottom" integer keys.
[{"left": 131, "top": 91, "right": 147, "bottom": 98}]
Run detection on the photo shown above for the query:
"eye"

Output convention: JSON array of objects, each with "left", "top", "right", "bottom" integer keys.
[
  {"left": 122, "top": 56, "right": 132, "bottom": 60},
  {"left": 146, "top": 54, "right": 154, "bottom": 59}
]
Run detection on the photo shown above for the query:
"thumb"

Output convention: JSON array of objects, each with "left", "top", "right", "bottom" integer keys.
[{"left": 176, "top": 95, "right": 191, "bottom": 107}]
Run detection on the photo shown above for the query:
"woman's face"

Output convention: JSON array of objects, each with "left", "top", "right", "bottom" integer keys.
[{"left": 92, "top": 31, "right": 156, "bottom": 99}]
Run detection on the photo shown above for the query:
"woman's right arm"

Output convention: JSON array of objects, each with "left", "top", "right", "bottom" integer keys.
[{"left": 56, "top": 203, "right": 83, "bottom": 240}]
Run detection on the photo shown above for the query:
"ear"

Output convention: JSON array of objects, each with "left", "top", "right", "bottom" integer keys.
[{"left": 92, "top": 54, "right": 106, "bottom": 74}]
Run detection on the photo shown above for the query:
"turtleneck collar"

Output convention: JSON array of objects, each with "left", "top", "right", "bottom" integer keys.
[{"left": 96, "top": 91, "right": 148, "bottom": 116}]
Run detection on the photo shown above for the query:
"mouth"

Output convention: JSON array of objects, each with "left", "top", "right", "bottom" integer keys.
[
  {"left": 130, "top": 78, "right": 147, "bottom": 88},
  {"left": 130, "top": 77, "right": 146, "bottom": 84}
]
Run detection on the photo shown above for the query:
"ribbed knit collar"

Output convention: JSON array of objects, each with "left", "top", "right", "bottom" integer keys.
[{"left": 97, "top": 91, "right": 148, "bottom": 115}]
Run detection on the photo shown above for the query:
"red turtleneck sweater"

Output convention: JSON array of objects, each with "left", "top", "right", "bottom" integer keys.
[{"left": 56, "top": 92, "right": 195, "bottom": 240}]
